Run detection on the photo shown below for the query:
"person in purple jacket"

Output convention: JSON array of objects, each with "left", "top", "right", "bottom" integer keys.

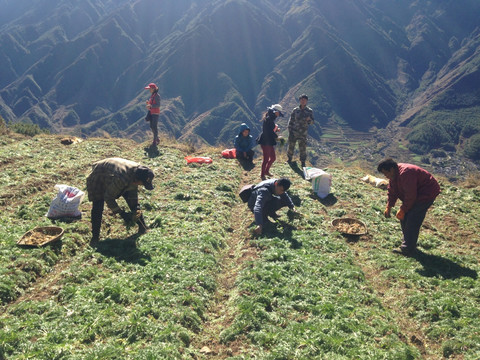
[{"left": 378, "top": 158, "right": 440, "bottom": 256}]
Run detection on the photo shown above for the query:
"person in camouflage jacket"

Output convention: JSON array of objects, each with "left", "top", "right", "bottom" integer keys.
[
  {"left": 287, "top": 94, "right": 314, "bottom": 167},
  {"left": 86, "top": 157, "right": 154, "bottom": 245}
]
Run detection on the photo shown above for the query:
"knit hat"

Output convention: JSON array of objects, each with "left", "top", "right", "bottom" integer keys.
[{"left": 135, "top": 166, "right": 155, "bottom": 190}]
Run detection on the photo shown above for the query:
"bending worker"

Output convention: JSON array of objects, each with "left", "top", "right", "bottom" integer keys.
[
  {"left": 86, "top": 157, "right": 154, "bottom": 245},
  {"left": 378, "top": 158, "right": 440, "bottom": 256},
  {"left": 247, "top": 178, "right": 295, "bottom": 235}
]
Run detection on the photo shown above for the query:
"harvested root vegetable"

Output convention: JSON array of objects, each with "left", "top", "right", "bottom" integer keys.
[
  {"left": 18, "top": 227, "right": 64, "bottom": 246},
  {"left": 332, "top": 218, "right": 367, "bottom": 235},
  {"left": 335, "top": 222, "right": 364, "bottom": 234}
]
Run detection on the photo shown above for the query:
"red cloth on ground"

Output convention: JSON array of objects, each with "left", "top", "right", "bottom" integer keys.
[
  {"left": 185, "top": 156, "right": 213, "bottom": 164},
  {"left": 221, "top": 149, "right": 236, "bottom": 159}
]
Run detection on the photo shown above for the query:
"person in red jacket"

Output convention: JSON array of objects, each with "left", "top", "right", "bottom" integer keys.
[
  {"left": 378, "top": 158, "right": 440, "bottom": 256},
  {"left": 145, "top": 83, "right": 161, "bottom": 146}
]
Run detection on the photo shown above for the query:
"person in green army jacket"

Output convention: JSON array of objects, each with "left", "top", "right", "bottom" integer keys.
[{"left": 287, "top": 94, "right": 314, "bottom": 168}]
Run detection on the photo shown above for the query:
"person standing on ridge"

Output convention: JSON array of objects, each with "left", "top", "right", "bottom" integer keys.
[
  {"left": 378, "top": 158, "right": 440, "bottom": 256},
  {"left": 234, "top": 123, "right": 256, "bottom": 162},
  {"left": 257, "top": 104, "right": 283, "bottom": 180},
  {"left": 287, "top": 94, "right": 314, "bottom": 168},
  {"left": 86, "top": 157, "right": 154, "bottom": 246},
  {"left": 145, "top": 83, "right": 161, "bottom": 146}
]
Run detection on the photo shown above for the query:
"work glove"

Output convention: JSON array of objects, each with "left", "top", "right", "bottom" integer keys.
[
  {"left": 384, "top": 206, "right": 392, "bottom": 218},
  {"left": 119, "top": 210, "right": 133, "bottom": 223},
  {"left": 396, "top": 209, "right": 405, "bottom": 221}
]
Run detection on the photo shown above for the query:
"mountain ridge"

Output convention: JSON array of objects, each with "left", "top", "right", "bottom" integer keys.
[{"left": 1, "top": 0, "right": 480, "bottom": 162}]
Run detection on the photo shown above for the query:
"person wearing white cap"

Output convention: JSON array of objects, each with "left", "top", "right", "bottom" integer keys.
[
  {"left": 144, "top": 83, "right": 161, "bottom": 146},
  {"left": 256, "top": 104, "right": 283, "bottom": 180}
]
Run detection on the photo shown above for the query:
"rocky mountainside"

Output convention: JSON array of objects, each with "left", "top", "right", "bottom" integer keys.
[{"left": 1, "top": 0, "right": 480, "bottom": 159}]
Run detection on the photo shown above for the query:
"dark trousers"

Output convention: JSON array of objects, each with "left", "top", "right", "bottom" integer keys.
[
  {"left": 400, "top": 200, "right": 434, "bottom": 251},
  {"left": 248, "top": 195, "right": 291, "bottom": 224},
  {"left": 150, "top": 114, "right": 159, "bottom": 143},
  {"left": 260, "top": 145, "right": 276, "bottom": 177},
  {"left": 91, "top": 191, "right": 144, "bottom": 240},
  {"left": 236, "top": 149, "right": 254, "bottom": 161}
]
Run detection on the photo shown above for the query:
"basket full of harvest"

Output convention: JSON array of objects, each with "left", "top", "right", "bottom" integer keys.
[
  {"left": 332, "top": 218, "right": 367, "bottom": 236},
  {"left": 17, "top": 226, "right": 64, "bottom": 247}
]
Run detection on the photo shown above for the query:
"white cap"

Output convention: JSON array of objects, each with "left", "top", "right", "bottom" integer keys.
[{"left": 270, "top": 104, "right": 284, "bottom": 117}]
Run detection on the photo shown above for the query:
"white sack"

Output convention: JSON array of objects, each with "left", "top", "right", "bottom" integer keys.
[
  {"left": 303, "top": 167, "right": 332, "bottom": 199},
  {"left": 46, "top": 184, "right": 85, "bottom": 219}
]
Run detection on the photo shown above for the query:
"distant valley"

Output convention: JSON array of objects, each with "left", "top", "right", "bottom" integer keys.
[{"left": 1, "top": 0, "right": 480, "bottom": 172}]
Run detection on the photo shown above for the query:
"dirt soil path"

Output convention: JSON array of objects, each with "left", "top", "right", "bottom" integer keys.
[
  {"left": 4, "top": 258, "right": 72, "bottom": 310},
  {"left": 192, "top": 168, "right": 260, "bottom": 359},
  {"left": 347, "top": 235, "right": 441, "bottom": 359}
]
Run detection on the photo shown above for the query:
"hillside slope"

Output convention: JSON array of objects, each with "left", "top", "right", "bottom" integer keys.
[
  {"left": 0, "top": 133, "right": 479, "bottom": 359},
  {"left": 0, "top": 0, "right": 480, "bottom": 160}
]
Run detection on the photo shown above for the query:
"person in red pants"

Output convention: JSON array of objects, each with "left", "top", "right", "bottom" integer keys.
[
  {"left": 378, "top": 158, "right": 440, "bottom": 256},
  {"left": 256, "top": 104, "right": 283, "bottom": 180}
]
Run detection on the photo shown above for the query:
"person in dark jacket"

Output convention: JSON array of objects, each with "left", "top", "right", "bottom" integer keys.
[
  {"left": 378, "top": 158, "right": 440, "bottom": 256},
  {"left": 234, "top": 123, "right": 255, "bottom": 161},
  {"left": 86, "top": 158, "right": 155, "bottom": 246},
  {"left": 145, "top": 83, "right": 161, "bottom": 146},
  {"left": 256, "top": 104, "right": 283, "bottom": 180},
  {"left": 248, "top": 178, "right": 295, "bottom": 235}
]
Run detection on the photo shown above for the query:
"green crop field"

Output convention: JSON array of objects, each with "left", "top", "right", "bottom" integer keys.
[{"left": 0, "top": 134, "right": 479, "bottom": 359}]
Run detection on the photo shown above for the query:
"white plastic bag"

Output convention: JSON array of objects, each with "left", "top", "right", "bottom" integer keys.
[
  {"left": 46, "top": 184, "right": 85, "bottom": 219},
  {"left": 303, "top": 167, "right": 332, "bottom": 199}
]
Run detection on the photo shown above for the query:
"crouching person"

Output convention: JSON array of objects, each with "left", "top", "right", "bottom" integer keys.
[
  {"left": 248, "top": 178, "right": 295, "bottom": 235},
  {"left": 86, "top": 157, "right": 154, "bottom": 246},
  {"left": 234, "top": 123, "right": 256, "bottom": 162}
]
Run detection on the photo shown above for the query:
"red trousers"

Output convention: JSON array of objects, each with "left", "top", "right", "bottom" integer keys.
[{"left": 260, "top": 145, "right": 276, "bottom": 177}]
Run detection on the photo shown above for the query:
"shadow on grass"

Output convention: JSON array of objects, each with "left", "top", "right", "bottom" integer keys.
[
  {"left": 50, "top": 216, "right": 82, "bottom": 224},
  {"left": 263, "top": 219, "right": 302, "bottom": 249},
  {"left": 414, "top": 250, "right": 478, "bottom": 280},
  {"left": 290, "top": 194, "right": 302, "bottom": 207},
  {"left": 95, "top": 234, "right": 151, "bottom": 265},
  {"left": 310, "top": 193, "right": 338, "bottom": 206},
  {"left": 288, "top": 161, "right": 304, "bottom": 178},
  {"left": 144, "top": 144, "right": 160, "bottom": 158},
  {"left": 237, "top": 158, "right": 255, "bottom": 171},
  {"left": 341, "top": 234, "right": 361, "bottom": 243}
]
